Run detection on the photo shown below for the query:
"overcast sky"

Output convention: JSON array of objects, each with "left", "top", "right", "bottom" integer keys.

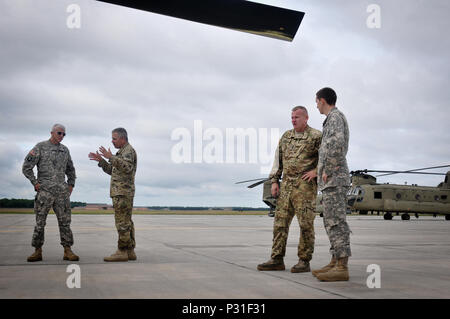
[{"left": 1, "top": 0, "right": 449, "bottom": 207}]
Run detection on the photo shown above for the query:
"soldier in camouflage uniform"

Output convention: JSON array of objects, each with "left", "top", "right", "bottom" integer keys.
[
  {"left": 89, "top": 127, "right": 137, "bottom": 262},
  {"left": 313, "top": 87, "right": 352, "bottom": 282},
  {"left": 257, "top": 106, "right": 322, "bottom": 273},
  {"left": 22, "top": 124, "right": 79, "bottom": 262}
]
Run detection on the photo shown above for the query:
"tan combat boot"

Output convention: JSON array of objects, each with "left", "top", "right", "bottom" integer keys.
[
  {"left": 316, "top": 257, "right": 349, "bottom": 282},
  {"left": 257, "top": 258, "right": 285, "bottom": 271},
  {"left": 127, "top": 248, "right": 137, "bottom": 261},
  {"left": 291, "top": 259, "right": 310, "bottom": 273},
  {"left": 104, "top": 249, "right": 128, "bottom": 262},
  {"left": 311, "top": 256, "right": 336, "bottom": 277},
  {"left": 63, "top": 246, "right": 80, "bottom": 261},
  {"left": 27, "top": 248, "right": 42, "bottom": 262}
]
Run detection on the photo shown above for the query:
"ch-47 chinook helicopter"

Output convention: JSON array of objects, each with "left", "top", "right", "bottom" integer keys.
[
  {"left": 346, "top": 165, "right": 450, "bottom": 220},
  {"left": 237, "top": 165, "right": 450, "bottom": 220}
]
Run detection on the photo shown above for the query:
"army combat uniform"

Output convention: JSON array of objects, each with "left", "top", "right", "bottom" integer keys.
[
  {"left": 22, "top": 140, "right": 76, "bottom": 249},
  {"left": 266, "top": 126, "right": 322, "bottom": 268},
  {"left": 317, "top": 107, "right": 351, "bottom": 260},
  {"left": 98, "top": 143, "right": 137, "bottom": 251}
]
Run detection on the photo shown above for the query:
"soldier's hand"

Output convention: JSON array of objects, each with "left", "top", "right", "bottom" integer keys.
[
  {"left": 34, "top": 183, "right": 40, "bottom": 192},
  {"left": 99, "top": 146, "right": 113, "bottom": 159},
  {"left": 302, "top": 170, "right": 317, "bottom": 182},
  {"left": 271, "top": 183, "right": 280, "bottom": 197},
  {"left": 322, "top": 173, "right": 328, "bottom": 183},
  {"left": 88, "top": 151, "right": 103, "bottom": 162}
]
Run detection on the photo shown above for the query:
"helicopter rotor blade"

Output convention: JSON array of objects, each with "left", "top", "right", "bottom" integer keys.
[
  {"left": 247, "top": 179, "right": 269, "bottom": 188},
  {"left": 235, "top": 178, "right": 268, "bottom": 185},
  {"left": 375, "top": 171, "right": 446, "bottom": 176},
  {"left": 95, "top": 0, "right": 305, "bottom": 41},
  {"left": 376, "top": 165, "right": 450, "bottom": 177}
]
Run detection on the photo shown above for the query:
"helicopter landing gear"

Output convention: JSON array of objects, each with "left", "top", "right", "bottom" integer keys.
[
  {"left": 383, "top": 212, "right": 393, "bottom": 220},
  {"left": 445, "top": 215, "right": 450, "bottom": 221},
  {"left": 401, "top": 213, "right": 410, "bottom": 221},
  {"left": 415, "top": 213, "right": 419, "bottom": 219}
]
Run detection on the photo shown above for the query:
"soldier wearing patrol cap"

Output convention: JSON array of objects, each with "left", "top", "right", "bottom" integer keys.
[
  {"left": 257, "top": 106, "right": 322, "bottom": 273},
  {"left": 22, "top": 124, "right": 79, "bottom": 262},
  {"left": 89, "top": 127, "right": 137, "bottom": 262}
]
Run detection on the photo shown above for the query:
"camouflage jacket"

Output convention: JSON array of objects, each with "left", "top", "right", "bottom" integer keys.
[
  {"left": 22, "top": 140, "right": 76, "bottom": 193},
  {"left": 269, "top": 126, "right": 322, "bottom": 187},
  {"left": 99, "top": 143, "right": 137, "bottom": 197},
  {"left": 317, "top": 107, "right": 350, "bottom": 190}
]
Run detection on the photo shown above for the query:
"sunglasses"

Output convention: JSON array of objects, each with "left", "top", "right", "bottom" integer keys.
[{"left": 56, "top": 132, "right": 66, "bottom": 136}]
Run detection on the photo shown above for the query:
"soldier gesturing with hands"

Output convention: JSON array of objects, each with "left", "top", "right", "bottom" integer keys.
[{"left": 89, "top": 128, "right": 137, "bottom": 262}]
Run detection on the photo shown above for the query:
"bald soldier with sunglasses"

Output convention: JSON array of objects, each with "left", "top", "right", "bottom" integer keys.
[{"left": 22, "top": 124, "right": 79, "bottom": 262}]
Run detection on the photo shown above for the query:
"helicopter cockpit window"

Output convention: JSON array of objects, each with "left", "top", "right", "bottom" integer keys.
[
  {"left": 442, "top": 195, "right": 448, "bottom": 200},
  {"left": 434, "top": 195, "right": 440, "bottom": 201},
  {"left": 374, "top": 191, "right": 382, "bottom": 199},
  {"left": 348, "top": 187, "right": 364, "bottom": 196}
]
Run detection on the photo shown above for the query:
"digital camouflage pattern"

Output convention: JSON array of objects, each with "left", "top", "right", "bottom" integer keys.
[
  {"left": 269, "top": 126, "right": 322, "bottom": 261},
  {"left": 113, "top": 195, "right": 135, "bottom": 250},
  {"left": 317, "top": 107, "right": 350, "bottom": 191},
  {"left": 98, "top": 143, "right": 137, "bottom": 197},
  {"left": 318, "top": 107, "right": 352, "bottom": 259},
  {"left": 22, "top": 140, "right": 76, "bottom": 248},
  {"left": 22, "top": 140, "right": 76, "bottom": 191},
  {"left": 32, "top": 189, "right": 74, "bottom": 248},
  {"left": 322, "top": 186, "right": 352, "bottom": 258}
]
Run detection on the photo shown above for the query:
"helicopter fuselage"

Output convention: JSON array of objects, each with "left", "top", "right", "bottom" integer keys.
[{"left": 349, "top": 183, "right": 450, "bottom": 214}]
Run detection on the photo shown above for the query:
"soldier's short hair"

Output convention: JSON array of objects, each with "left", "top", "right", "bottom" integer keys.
[
  {"left": 52, "top": 124, "right": 65, "bottom": 132},
  {"left": 291, "top": 106, "right": 308, "bottom": 116},
  {"left": 112, "top": 127, "right": 128, "bottom": 141},
  {"left": 316, "top": 87, "right": 337, "bottom": 106}
]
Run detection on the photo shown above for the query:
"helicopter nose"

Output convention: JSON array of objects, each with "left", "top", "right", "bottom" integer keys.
[{"left": 347, "top": 196, "right": 356, "bottom": 207}]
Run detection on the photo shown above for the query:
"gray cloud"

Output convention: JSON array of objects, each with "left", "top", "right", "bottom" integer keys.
[{"left": 1, "top": 0, "right": 449, "bottom": 206}]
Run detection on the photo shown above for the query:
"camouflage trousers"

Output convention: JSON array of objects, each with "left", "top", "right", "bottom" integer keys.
[
  {"left": 271, "top": 182, "right": 316, "bottom": 261},
  {"left": 112, "top": 195, "right": 136, "bottom": 250},
  {"left": 32, "top": 189, "right": 74, "bottom": 248},
  {"left": 322, "top": 186, "right": 352, "bottom": 258}
]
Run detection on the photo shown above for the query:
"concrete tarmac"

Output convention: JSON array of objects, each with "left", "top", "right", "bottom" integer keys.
[{"left": 0, "top": 214, "right": 449, "bottom": 299}]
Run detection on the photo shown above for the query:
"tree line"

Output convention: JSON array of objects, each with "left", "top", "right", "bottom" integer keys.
[
  {"left": 147, "top": 206, "right": 269, "bottom": 211},
  {"left": 0, "top": 198, "right": 86, "bottom": 208},
  {"left": 0, "top": 199, "right": 267, "bottom": 211}
]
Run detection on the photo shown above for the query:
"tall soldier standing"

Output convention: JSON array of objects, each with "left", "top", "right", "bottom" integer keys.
[
  {"left": 313, "top": 87, "right": 352, "bottom": 281},
  {"left": 257, "top": 106, "right": 322, "bottom": 273},
  {"left": 23, "top": 124, "right": 79, "bottom": 262},
  {"left": 89, "top": 127, "right": 137, "bottom": 262}
]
